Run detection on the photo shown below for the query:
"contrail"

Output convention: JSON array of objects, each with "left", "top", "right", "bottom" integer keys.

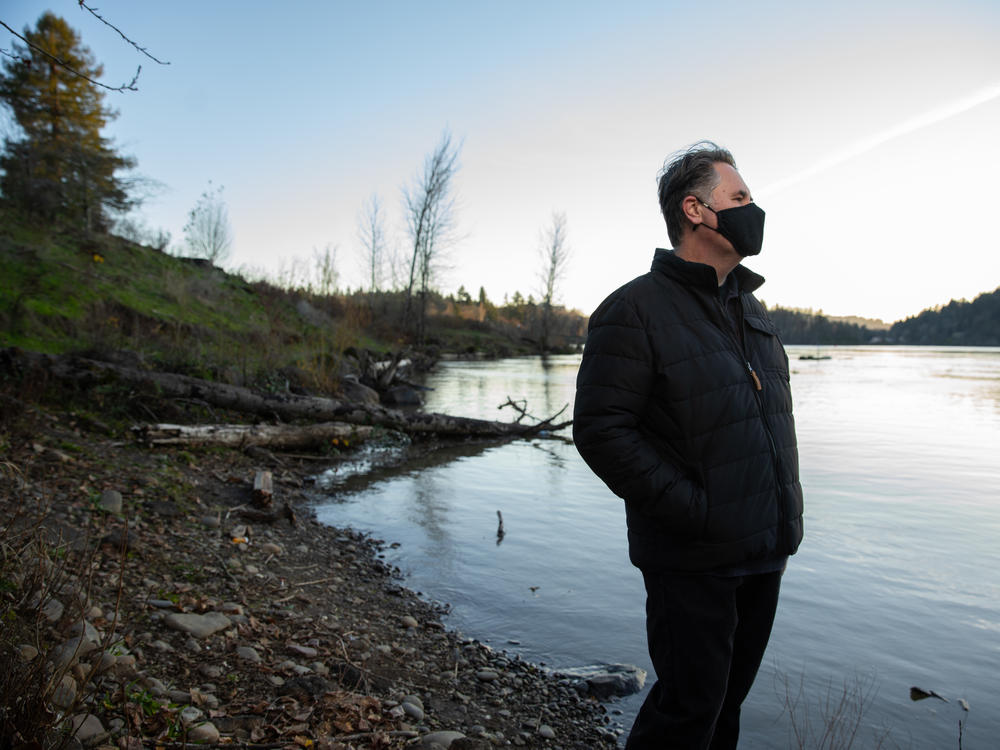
[{"left": 757, "top": 81, "right": 1000, "bottom": 198}]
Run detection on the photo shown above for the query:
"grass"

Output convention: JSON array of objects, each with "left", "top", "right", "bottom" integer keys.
[{"left": 1, "top": 208, "right": 587, "bottom": 399}]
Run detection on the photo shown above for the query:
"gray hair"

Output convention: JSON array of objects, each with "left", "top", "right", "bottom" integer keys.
[{"left": 657, "top": 141, "right": 736, "bottom": 247}]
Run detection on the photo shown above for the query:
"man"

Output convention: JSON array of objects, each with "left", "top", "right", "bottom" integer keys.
[{"left": 573, "top": 141, "right": 803, "bottom": 749}]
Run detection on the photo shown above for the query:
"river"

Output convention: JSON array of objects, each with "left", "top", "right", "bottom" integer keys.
[{"left": 313, "top": 346, "right": 1000, "bottom": 748}]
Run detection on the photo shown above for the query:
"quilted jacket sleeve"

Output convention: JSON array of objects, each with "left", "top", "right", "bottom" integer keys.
[{"left": 573, "top": 293, "right": 707, "bottom": 536}]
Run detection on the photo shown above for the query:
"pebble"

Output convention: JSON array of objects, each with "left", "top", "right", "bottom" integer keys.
[
  {"left": 236, "top": 646, "right": 262, "bottom": 663},
  {"left": 198, "top": 691, "right": 220, "bottom": 709},
  {"left": 150, "top": 639, "right": 173, "bottom": 653},
  {"left": 147, "top": 599, "right": 177, "bottom": 609},
  {"left": 139, "top": 675, "right": 167, "bottom": 697},
  {"left": 51, "top": 674, "right": 77, "bottom": 709},
  {"left": 475, "top": 669, "right": 499, "bottom": 682},
  {"left": 288, "top": 643, "right": 317, "bottom": 658},
  {"left": 261, "top": 542, "right": 282, "bottom": 555},
  {"left": 401, "top": 615, "right": 419, "bottom": 629},
  {"left": 401, "top": 700, "right": 425, "bottom": 722},
  {"left": 186, "top": 722, "right": 220, "bottom": 743},
  {"left": 538, "top": 724, "right": 556, "bottom": 739},
  {"left": 421, "top": 731, "right": 466, "bottom": 748},
  {"left": 67, "top": 619, "right": 101, "bottom": 646},
  {"left": 69, "top": 713, "right": 106, "bottom": 743},
  {"left": 41, "top": 597, "right": 64, "bottom": 623},
  {"left": 310, "top": 661, "right": 330, "bottom": 676},
  {"left": 179, "top": 706, "right": 204, "bottom": 727},
  {"left": 50, "top": 635, "right": 98, "bottom": 671},
  {"left": 17, "top": 644, "right": 38, "bottom": 661},
  {"left": 198, "top": 664, "right": 222, "bottom": 679},
  {"left": 402, "top": 694, "right": 424, "bottom": 710},
  {"left": 164, "top": 612, "right": 231, "bottom": 639},
  {"left": 98, "top": 489, "right": 123, "bottom": 513},
  {"left": 113, "top": 653, "right": 137, "bottom": 678}
]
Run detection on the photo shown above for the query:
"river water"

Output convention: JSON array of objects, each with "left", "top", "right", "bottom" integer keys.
[{"left": 313, "top": 346, "right": 1000, "bottom": 748}]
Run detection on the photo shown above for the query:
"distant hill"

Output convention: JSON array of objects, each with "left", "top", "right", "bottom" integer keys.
[
  {"left": 765, "top": 306, "right": 876, "bottom": 345},
  {"left": 828, "top": 314, "right": 890, "bottom": 331},
  {"left": 888, "top": 288, "right": 1000, "bottom": 346}
]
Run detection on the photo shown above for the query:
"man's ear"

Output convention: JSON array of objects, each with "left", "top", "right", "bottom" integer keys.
[{"left": 681, "top": 195, "right": 704, "bottom": 227}]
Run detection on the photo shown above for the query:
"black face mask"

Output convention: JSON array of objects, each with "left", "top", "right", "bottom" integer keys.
[{"left": 700, "top": 202, "right": 765, "bottom": 257}]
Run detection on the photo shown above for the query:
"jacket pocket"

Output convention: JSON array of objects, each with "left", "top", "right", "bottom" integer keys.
[{"left": 743, "top": 314, "right": 789, "bottom": 378}]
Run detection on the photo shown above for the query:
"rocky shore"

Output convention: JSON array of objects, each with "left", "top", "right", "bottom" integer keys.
[{"left": 1, "top": 402, "right": 625, "bottom": 748}]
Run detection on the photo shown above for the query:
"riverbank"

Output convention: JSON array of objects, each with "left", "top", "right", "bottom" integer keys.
[{"left": 0, "top": 400, "right": 620, "bottom": 749}]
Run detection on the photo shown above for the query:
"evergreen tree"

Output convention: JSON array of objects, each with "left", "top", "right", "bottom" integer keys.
[{"left": 0, "top": 12, "right": 134, "bottom": 231}]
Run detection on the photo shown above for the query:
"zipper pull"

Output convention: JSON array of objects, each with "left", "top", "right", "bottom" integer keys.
[{"left": 747, "top": 362, "right": 762, "bottom": 391}]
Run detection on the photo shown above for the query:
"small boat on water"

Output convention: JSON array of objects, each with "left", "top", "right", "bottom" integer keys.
[{"left": 798, "top": 354, "right": 832, "bottom": 361}]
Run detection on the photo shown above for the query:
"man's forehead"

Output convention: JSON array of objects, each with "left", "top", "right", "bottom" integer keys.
[{"left": 714, "top": 162, "right": 750, "bottom": 195}]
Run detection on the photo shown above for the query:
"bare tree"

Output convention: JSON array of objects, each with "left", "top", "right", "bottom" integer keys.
[
  {"left": 357, "top": 192, "right": 386, "bottom": 293},
  {"left": 312, "top": 243, "right": 339, "bottom": 296},
  {"left": 112, "top": 213, "right": 171, "bottom": 252},
  {"left": 402, "top": 131, "right": 461, "bottom": 341},
  {"left": 183, "top": 182, "right": 233, "bottom": 264},
  {"left": 537, "top": 211, "right": 571, "bottom": 352}
]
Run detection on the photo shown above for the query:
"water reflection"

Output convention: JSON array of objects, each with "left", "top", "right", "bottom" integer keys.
[
  {"left": 314, "top": 349, "right": 1000, "bottom": 749},
  {"left": 315, "top": 439, "right": 503, "bottom": 495}
]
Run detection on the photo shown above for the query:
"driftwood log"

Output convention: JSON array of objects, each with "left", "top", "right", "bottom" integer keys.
[
  {"left": 133, "top": 422, "right": 375, "bottom": 451},
  {"left": 2, "top": 349, "right": 572, "bottom": 438}
]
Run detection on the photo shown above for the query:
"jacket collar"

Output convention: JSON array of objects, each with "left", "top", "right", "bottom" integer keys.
[{"left": 651, "top": 248, "right": 765, "bottom": 294}]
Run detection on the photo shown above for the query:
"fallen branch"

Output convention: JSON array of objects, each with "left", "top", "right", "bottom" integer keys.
[{"left": 3, "top": 349, "right": 571, "bottom": 439}]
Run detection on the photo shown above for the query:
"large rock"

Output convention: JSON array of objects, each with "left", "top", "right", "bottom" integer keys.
[
  {"left": 339, "top": 375, "right": 380, "bottom": 405},
  {"left": 557, "top": 663, "right": 647, "bottom": 699},
  {"left": 164, "top": 612, "right": 231, "bottom": 639}
]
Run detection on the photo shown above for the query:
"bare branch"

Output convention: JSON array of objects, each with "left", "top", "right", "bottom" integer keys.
[
  {"left": 77, "top": 1, "right": 170, "bottom": 66},
  {"left": 0, "top": 19, "right": 140, "bottom": 92}
]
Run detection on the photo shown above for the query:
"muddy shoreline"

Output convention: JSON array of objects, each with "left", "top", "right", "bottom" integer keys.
[{"left": 1, "top": 401, "right": 623, "bottom": 749}]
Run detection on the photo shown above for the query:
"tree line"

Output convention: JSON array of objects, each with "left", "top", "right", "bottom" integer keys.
[
  {"left": 1, "top": 12, "right": 573, "bottom": 352},
  {"left": 766, "top": 306, "right": 876, "bottom": 345},
  {"left": 766, "top": 289, "right": 1000, "bottom": 347},
  {"left": 886, "top": 288, "right": 1000, "bottom": 346}
]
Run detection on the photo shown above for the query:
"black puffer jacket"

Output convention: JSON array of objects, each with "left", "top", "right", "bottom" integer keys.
[{"left": 573, "top": 249, "right": 803, "bottom": 572}]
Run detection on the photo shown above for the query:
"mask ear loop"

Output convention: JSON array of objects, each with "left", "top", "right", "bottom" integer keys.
[{"left": 698, "top": 201, "right": 719, "bottom": 233}]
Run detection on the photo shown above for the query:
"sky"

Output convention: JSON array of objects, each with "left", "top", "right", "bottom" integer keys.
[{"left": 3, "top": 0, "right": 1000, "bottom": 323}]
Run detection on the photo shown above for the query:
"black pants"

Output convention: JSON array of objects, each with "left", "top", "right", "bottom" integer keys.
[{"left": 625, "top": 569, "right": 782, "bottom": 750}]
